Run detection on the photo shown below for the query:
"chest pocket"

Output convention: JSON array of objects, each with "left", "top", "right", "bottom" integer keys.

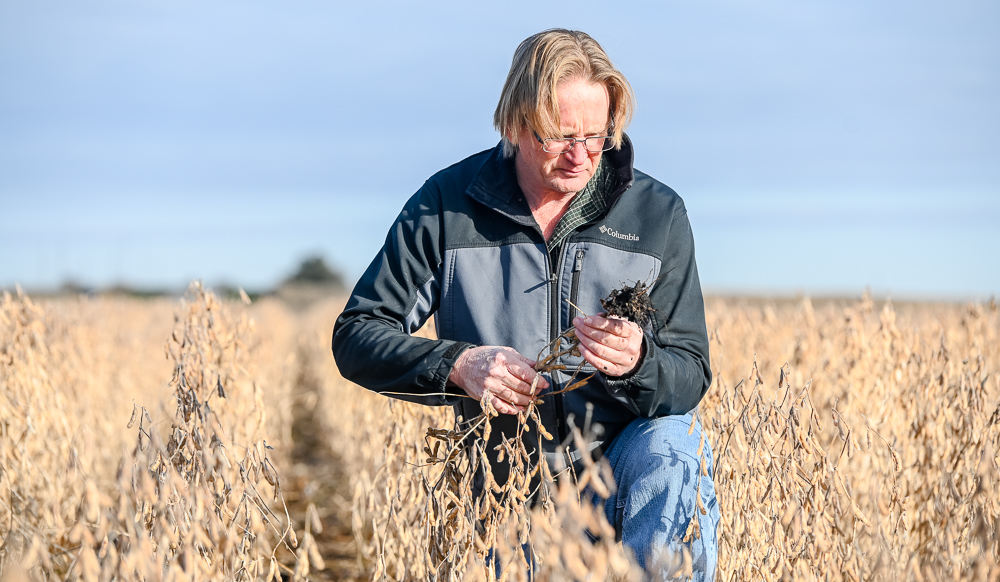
[{"left": 558, "top": 242, "right": 662, "bottom": 372}]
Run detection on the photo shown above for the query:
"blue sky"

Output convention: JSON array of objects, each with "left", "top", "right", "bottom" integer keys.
[{"left": 1, "top": 1, "right": 997, "bottom": 300}]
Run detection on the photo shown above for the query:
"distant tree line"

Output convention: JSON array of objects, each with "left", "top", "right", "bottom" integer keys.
[{"left": 284, "top": 256, "right": 345, "bottom": 289}]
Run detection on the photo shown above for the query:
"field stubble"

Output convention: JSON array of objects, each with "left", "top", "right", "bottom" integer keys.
[{"left": 1, "top": 286, "right": 998, "bottom": 581}]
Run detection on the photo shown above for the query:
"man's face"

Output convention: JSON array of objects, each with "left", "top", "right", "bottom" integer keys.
[{"left": 514, "top": 77, "right": 611, "bottom": 203}]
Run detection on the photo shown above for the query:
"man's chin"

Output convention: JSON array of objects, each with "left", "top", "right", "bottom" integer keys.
[{"left": 547, "top": 177, "right": 592, "bottom": 195}]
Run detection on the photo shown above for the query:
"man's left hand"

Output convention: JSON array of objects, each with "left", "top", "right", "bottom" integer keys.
[{"left": 573, "top": 314, "right": 645, "bottom": 377}]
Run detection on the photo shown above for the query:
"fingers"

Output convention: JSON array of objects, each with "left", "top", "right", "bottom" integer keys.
[
  {"left": 490, "top": 398, "right": 524, "bottom": 416},
  {"left": 575, "top": 314, "right": 636, "bottom": 337},
  {"left": 485, "top": 391, "right": 524, "bottom": 416},
  {"left": 573, "top": 315, "right": 644, "bottom": 377},
  {"left": 506, "top": 357, "right": 549, "bottom": 392},
  {"left": 482, "top": 379, "right": 534, "bottom": 412},
  {"left": 577, "top": 341, "right": 635, "bottom": 378},
  {"left": 450, "top": 346, "right": 549, "bottom": 415}
]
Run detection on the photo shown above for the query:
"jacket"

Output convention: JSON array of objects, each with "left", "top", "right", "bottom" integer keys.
[{"left": 332, "top": 135, "right": 712, "bottom": 479}]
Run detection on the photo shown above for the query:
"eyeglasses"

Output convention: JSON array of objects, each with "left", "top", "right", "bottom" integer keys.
[{"left": 534, "top": 132, "right": 615, "bottom": 154}]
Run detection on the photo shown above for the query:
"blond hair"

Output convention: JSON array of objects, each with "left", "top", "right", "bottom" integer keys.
[{"left": 494, "top": 29, "right": 635, "bottom": 158}]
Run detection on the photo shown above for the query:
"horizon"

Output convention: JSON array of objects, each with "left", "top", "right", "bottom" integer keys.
[{"left": 6, "top": 268, "right": 993, "bottom": 307}]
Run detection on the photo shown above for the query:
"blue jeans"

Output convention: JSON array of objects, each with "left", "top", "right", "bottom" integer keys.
[{"left": 601, "top": 413, "right": 720, "bottom": 580}]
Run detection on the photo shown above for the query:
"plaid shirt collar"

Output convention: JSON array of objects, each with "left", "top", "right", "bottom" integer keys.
[{"left": 547, "top": 156, "right": 616, "bottom": 252}]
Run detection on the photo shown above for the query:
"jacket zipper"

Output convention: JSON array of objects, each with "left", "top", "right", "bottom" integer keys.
[
  {"left": 549, "top": 246, "right": 568, "bottom": 442},
  {"left": 569, "top": 250, "right": 584, "bottom": 321}
]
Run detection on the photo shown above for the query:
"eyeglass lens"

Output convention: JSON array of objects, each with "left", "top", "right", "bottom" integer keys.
[{"left": 544, "top": 136, "right": 611, "bottom": 153}]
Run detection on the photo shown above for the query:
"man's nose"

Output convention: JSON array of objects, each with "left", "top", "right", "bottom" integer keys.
[{"left": 563, "top": 141, "right": 589, "bottom": 164}]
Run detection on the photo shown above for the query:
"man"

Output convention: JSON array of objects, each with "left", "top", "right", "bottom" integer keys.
[{"left": 333, "top": 29, "right": 719, "bottom": 579}]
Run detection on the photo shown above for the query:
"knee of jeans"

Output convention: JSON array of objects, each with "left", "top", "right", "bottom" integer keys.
[{"left": 616, "top": 415, "right": 712, "bottom": 471}]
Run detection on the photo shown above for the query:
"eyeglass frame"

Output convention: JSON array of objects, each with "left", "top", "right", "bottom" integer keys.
[{"left": 533, "top": 123, "right": 616, "bottom": 154}]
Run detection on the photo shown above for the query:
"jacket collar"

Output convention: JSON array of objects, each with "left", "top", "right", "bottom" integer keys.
[{"left": 465, "top": 133, "right": 636, "bottom": 225}]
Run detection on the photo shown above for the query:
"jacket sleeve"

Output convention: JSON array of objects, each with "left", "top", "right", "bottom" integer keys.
[
  {"left": 603, "top": 204, "right": 712, "bottom": 417},
  {"left": 331, "top": 183, "right": 474, "bottom": 406}
]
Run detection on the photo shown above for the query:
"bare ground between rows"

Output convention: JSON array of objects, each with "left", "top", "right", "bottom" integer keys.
[{"left": 281, "top": 344, "right": 367, "bottom": 581}]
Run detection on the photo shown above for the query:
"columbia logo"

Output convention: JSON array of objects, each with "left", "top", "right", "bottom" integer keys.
[{"left": 598, "top": 224, "right": 639, "bottom": 241}]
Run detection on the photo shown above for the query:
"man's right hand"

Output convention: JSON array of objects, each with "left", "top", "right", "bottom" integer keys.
[{"left": 448, "top": 346, "right": 549, "bottom": 415}]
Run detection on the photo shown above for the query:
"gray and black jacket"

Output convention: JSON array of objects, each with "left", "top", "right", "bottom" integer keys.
[{"left": 332, "top": 136, "right": 711, "bottom": 481}]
